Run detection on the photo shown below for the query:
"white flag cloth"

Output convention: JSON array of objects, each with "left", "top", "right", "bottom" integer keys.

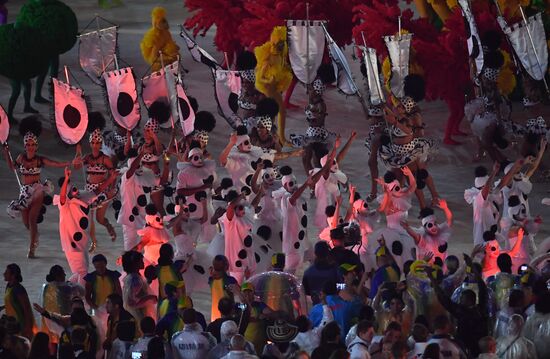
[
  {"left": 78, "top": 26, "right": 118, "bottom": 85},
  {"left": 103, "top": 67, "right": 140, "bottom": 131},
  {"left": 362, "top": 47, "right": 385, "bottom": 105},
  {"left": 458, "top": 0, "right": 484, "bottom": 75},
  {"left": 141, "top": 61, "right": 179, "bottom": 128},
  {"left": 52, "top": 78, "right": 88, "bottom": 145},
  {"left": 384, "top": 34, "right": 412, "bottom": 98},
  {"left": 287, "top": 20, "right": 326, "bottom": 84},
  {"left": 214, "top": 69, "right": 242, "bottom": 129},
  {"left": 503, "top": 13, "right": 548, "bottom": 81},
  {"left": 180, "top": 27, "right": 221, "bottom": 70},
  {"left": 165, "top": 69, "right": 195, "bottom": 136},
  {"left": 0, "top": 104, "right": 9, "bottom": 144},
  {"left": 322, "top": 25, "right": 357, "bottom": 95}
]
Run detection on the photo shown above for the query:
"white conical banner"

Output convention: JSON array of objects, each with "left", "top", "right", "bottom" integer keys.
[
  {"left": 286, "top": 20, "right": 326, "bottom": 84},
  {"left": 180, "top": 27, "right": 221, "bottom": 69},
  {"left": 52, "top": 78, "right": 88, "bottom": 145},
  {"left": 0, "top": 104, "right": 8, "bottom": 144},
  {"left": 103, "top": 67, "right": 140, "bottom": 131},
  {"left": 384, "top": 34, "right": 412, "bottom": 98},
  {"left": 458, "top": 0, "right": 484, "bottom": 75},
  {"left": 165, "top": 69, "right": 195, "bottom": 136},
  {"left": 503, "top": 13, "right": 548, "bottom": 81},
  {"left": 362, "top": 47, "right": 385, "bottom": 105},
  {"left": 78, "top": 26, "right": 118, "bottom": 85},
  {"left": 214, "top": 69, "right": 242, "bottom": 129},
  {"left": 322, "top": 25, "right": 357, "bottom": 95},
  {"left": 141, "top": 61, "right": 179, "bottom": 128}
]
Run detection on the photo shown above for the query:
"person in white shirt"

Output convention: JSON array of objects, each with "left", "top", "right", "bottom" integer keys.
[
  {"left": 221, "top": 334, "right": 259, "bottom": 359},
  {"left": 407, "top": 323, "right": 429, "bottom": 359},
  {"left": 426, "top": 315, "right": 466, "bottom": 359},
  {"left": 129, "top": 317, "right": 156, "bottom": 359},
  {"left": 292, "top": 300, "right": 334, "bottom": 354},
  {"left": 171, "top": 309, "right": 217, "bottom": 359},
  {"left": 108, "top": 320, "right": 136, "bottom": 359},
  {"left": 348, "top": 320, "right": 375, "bottom": 359}
]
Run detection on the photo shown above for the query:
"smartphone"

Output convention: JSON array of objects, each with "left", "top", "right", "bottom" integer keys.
[
  {"left": 237, "top": 303, "right": 247, "bottom": 310},
  {"left": 520, "top": 265, "right": 528, "bottom": 271},
  {"left": 336, "top": 283, "right": 346, "bottom": 290},
  {"left": 132, "top": 353, "right": 143, "bottom": 359}
]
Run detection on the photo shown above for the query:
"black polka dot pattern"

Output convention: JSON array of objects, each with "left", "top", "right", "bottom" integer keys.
[
  {"left": 179, "top": 97, "right": 191, "bottom": 119},
  {"left": 137, "top": 195, "right": 147, "bottom": 207},
  {"left": 132, "top": 207, "right": 140, "bottom": 216},
  {"left": 229, "top": 92, "right": 239, "bottom": 113},
  {"left": 302, "top": 202, "right": 308, "bottom": 211},
  {"left": 255, "top": 253, "right": 261, "bottom": 263},
  {"left": 298, "top": 230, "right": 305, "bottom": 240},
  {"left": 129, "top": 215, "right": 135, "bottom": 222},
  {"left": 392, "top": 241, "right": 403, "bottom": 256},
  {"left": 80, "top": 205, "right": 90, "bottom": 215},
  {"left": 79, "top": 217, "right": 88, "bottom": 230},
  {"left": 235, "top": 260, "right": 242, "bottom": 268},
  {"left": 260, "top": 245, "right": 269, "bottom": 253},
  {"left": 294, "top": 242, "right": 300, "bottom": 249},
  {"left": 195, "top": 191, "right": 207, "bottom": 201},
  {"left": 238, "top": 249, "right": 248, "bottom": 259},
  {"left": 244, "top": 235, "right": 253, "bottom": 247},
  {"left": 301, "top": 215, "right": 308, "bottom": 228},
  {"left": 193, "top": 265, "right": 206, "bottom": 275},
  {"left": 257, "top": 226, "right": 272, "bottom": 241},
  {"left": 166, "top": 203, "right": 176, "bottom": 215},
  {"left": 117, "top": 92, "right": 134, "bottom": 117},
  {"left": 438, "top": 243, "right": 448, "bottom": 254},
  {"left": 188, "top": 203, "right": 197, "bottom": 213},
  {"left": 73, "top": 232, "right": 83, "bottom": 241}
]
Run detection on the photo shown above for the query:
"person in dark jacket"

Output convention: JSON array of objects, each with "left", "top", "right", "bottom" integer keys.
[{"left": 303, "top": 242, "right": 339, "bottom": 305}]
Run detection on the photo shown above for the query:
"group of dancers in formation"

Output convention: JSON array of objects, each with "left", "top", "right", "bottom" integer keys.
[{"left": 1, "top": 11, "right": 549, "bottom": 316}]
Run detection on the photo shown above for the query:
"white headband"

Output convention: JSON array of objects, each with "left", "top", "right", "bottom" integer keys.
[
  {"left": 386, "top": 180, "right": 400, "bottom": 192},
  {"left": 236, "top": 134, "right": 250, "bottom": 147},
  {"left": 282, "top": 174, "right": 296, "bottom": 188},
  {"left": 145, "top": 214, "right": 164, "bottom": 229},
  {"left": 188, "top": 147, "right": 203, "bottom": 159},
  {"left": 475, "top": 175, "right": 489, "bottom": 188}
]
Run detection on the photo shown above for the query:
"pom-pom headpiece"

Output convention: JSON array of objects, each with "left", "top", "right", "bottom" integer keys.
[
  {"left": 19, "top": 115, "right": 42, "bottom": 145},
  {"left": 236, "top": 51, "right": 257, "bottom": 71},
  {"left": 193, "top": 111, "right": 216, "bottom": 145},
  {"left": 235, "top": 125, "right": 250, "bottom": 146},
  {"left": 403, "top": 74, "right": 425, "bottom": 102},
  {"left": 87, "top": 112, "right": 106, "bottom": 143}
]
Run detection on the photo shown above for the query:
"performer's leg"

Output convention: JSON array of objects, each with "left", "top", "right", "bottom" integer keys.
[
  {"left": 443, "top": 100, "right": 461, "bottom": 145},
  {"left": 301, "top": 145, "right": 314, "bottom": 175},
  {"left": 150, "top": 190, "right": 165, "bottom": 216},
  {"left": 35, "top": 56, "right": 57, "bottom": 103},
  {"left": 27, "top": 190, "right": 44, "bottom": 258},
  {"left": 22, "top": 79, "right": 37, "bottom": 113},
  {"left": 96, "top": 205, "right": 116, "bottom": 241},
  {"left": 7, "top": 80, "right": 21, "bottom": 122},
  {"left": 271, "top": 91, "right": 290, "bottom": 146},
  {"left": 283, "top": 77, "right": 299, "bottom": 109}
]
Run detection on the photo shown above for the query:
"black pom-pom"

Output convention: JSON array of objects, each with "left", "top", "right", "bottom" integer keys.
[
  {"left": 220, "top": 177, "right": 234, "bottom": 190},
  {"left": 384, "top": 171, "right": 397, "bottom": 183},
  {"left": 482, "top": 30, "right": 502, "bottom": 52},
  {"left": 189, "top": 140, "right": 202, "bottom": 150},
  {"left": 474, "top": 166, "right": 488, "bottom": 178},
  {"left": 483, "top": 230, "right": 496, "bottom": 242},
  {"left": 484, "top": 50, "right": 504, "bottom": 69},
  {"left": 403, "top": 74, "right": 425, "bottom": 102},
  {"left": 236, "top": 50, "right": 257, "bottom": 71},
  {"left": 317, "top": 63, "right": 336, "bottom": 84},
  {"left": 112, "top": 200, "right": 122, "bottom": 211},
  {"left": 164, "top": 186, "right": 174, "bottom": 197},
  {"left": 255, "top": 97, "right": 279, "bottom": 118},
  {"left": 257, "top": 226, "right": 272, "bottom": 241},
  {"left": 166, "top": 203, "right": 176, "bottom": 215},
  {"left": 508, "top": 195, "right": 521, "bottom": 208},
  {"left": 194, "top": 111, "right": 216, "bottom": 132},
  {"left": 420, "top": 207, "right": 435, "bottom": 219},
  {"left": 87, "top": 112, "right": 106, "bottom": 132},
  {"left": 236, "top": 125, "right": 248, "bottom": 136},
  {"left": 19, "top": 115, "right": 43, "bottom": 138},
  {"left": 148, "top": 100, "right": 171, "bottom": 125},
  {"left": 145, "top": 203, "right": 158, "bottom": 215},
  {"left": 279, "top": 165, "right": 293, "bottom": 176},
  {"left": 203, "top": 175, "right": 214, "bottom": 185},
  {"left": 224, "top": 190, "right": 239, "bottom": 203},
  {"left": 263, "top": 159, "right": 273, "bottom": 168},
  {"left": 187, "top": 96, "right": 199, "bottom": 113}
]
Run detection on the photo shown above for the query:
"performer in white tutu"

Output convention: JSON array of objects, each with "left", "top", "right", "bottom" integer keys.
[
  {"left": 137, "top": 204, "right": 171, "bottom": 266},
  {"left": 3, "top": 116, "right": 76, "bottom": 258},
  {"left": 372, "top": 166, "right": 417, "bottom": 271},
  {"left": 401, "top": 199, "right": 453, "bottom": 265},
  {"left": 310, "top": 131, "right": 355, "bottom": 229},
  {"left": 220, "top": 125, "right": 274, "bottom": 195},
  {"left": 273, "top": 137, "right": 341, "bottom": 274}
]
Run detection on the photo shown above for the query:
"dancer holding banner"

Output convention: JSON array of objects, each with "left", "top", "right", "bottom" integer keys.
[{"left": 3, "top": 116, "right": 77, "bottom": 258}]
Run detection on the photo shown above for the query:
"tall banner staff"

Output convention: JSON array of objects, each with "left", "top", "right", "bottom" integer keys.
[{"left": 0, "top": 104, "right": 22, "bottom": 190}]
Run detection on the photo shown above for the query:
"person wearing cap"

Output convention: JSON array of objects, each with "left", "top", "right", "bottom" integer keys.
[
  {"left": 369, "top": 237, "right": 400, "bottom": 299},
  {"left": 176, "top": 141, "right": 217, "bottom": 244},
  {"left": 83, "top": 254, "right": 122, "bottom": 345},
  {"left": 155, "top": 281, "right": 193, "bottom": 339},
  {"left": 171, "top": 308, "right": 216, "bottom": 359},
  {"left": 238, "top": 281, "right": 276, "bottom": 354},
  {"left": 464, "top": 162, "right": 503, "bottom": 247},
  {"left": 329, "top": 224, "right": 361, "bottom": 269},
  {"left": 303, "top": 241, "right": 339, "bottom": 305},
  {"left": 208, "top": 321, "right": 257, "bottom": 359}
]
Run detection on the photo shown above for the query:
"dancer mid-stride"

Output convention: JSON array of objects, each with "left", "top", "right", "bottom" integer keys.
[
  {"left": 3, "top": 116, "right": 77, "bottom": 258},
  {"left": 74, "top": 112, "right": 118, "bottom": 252}
]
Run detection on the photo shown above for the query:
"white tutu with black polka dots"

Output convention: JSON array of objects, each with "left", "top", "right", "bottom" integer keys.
[
  {"left": 290, "top": 126, "right": 336, "bottom": 147},
  {"left": 379, "top": 137, "right": 437, "bottom": 169}
]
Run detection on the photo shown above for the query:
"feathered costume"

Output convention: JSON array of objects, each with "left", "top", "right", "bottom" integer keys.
[{"left": 140, "top": 7, "right": 180, "bottom": 71}]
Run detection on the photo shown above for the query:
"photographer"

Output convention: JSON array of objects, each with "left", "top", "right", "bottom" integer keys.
[{"left": 330, "top": 224, "right": 361, "bottom": 268}]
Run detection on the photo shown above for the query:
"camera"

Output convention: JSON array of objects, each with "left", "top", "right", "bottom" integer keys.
[
  {"left": 342, "top": 222, "right": 361, "bottom": 247},
  {"left": 132, "top": 352, "right": 143, "bottom": 359}
]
